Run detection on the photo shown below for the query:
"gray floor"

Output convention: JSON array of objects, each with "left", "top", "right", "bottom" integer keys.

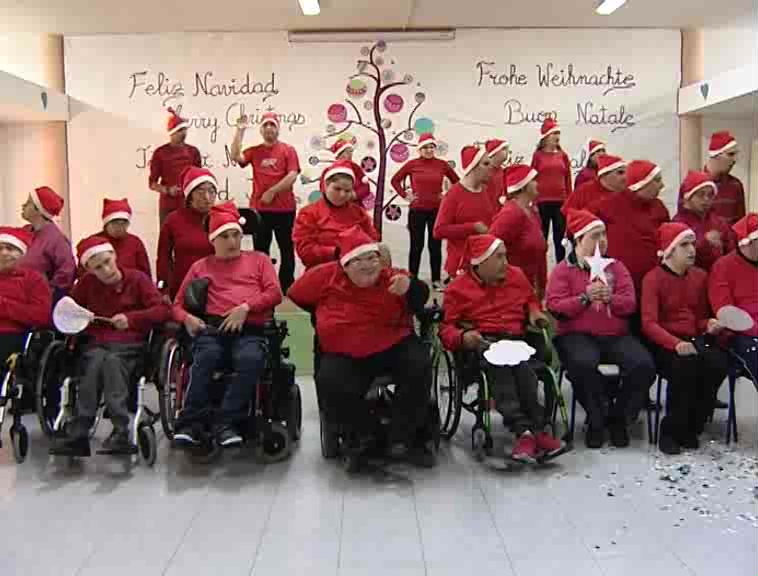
[{"left": 1, "top": 377, "right": 756, "bottom": 576}]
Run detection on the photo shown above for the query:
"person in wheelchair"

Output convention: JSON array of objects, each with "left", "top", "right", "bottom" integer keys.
[
  {"left": 172, "top": 202, "right": 283, "bottom": 449},
  {"left": 288, "top": 226, "right": 436, "bottom": 470},
  {"left": 440, "top": 234, "right": 566, "bottom": 463},
  {"left": 642, "top": 223, "right": 727, "bottom": 455}
]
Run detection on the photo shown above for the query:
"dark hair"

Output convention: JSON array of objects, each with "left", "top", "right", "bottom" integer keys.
[{"left": 325, "top": 173, "right": 354, "bottom": 186}]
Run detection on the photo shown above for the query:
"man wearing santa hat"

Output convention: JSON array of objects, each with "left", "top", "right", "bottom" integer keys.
[
  {"left": 288, "top": 226, "right": 435, "bottom": 472},
  {"left": 434, "top": 145, "right": 496, "bottom": 281},
  {"left": 392, "top": 133, "right": 460, "bottom": 290},
  {"left": 230, "top": 112, "right": 300, "bottom": 293},
  {"left": 440, "top": 234, "right": 566, "bottom": 463},
  {"left": 562, "top": 154, "right": 627, "bottom": 215},
  {"left": 574, "top": 139, "right": 606, "bottom": 190},
  {"left": 709, "top": 213, "right": 758, "bottom": 392},
  {"left": 483, "top": 138, "right": 509, "bottom": 209},
  {"left": 320, "top": 140, "right": 370, "bottom": 204},
  {"left": 673, "top": 171, "right": 736, "bottom": 272},
  {"left": 704, "top": 131, "right": 745, "bottom": 224},
  {"left": 19, "top": 185, "right": 76, "bottom": 302},
  {"left": 50, "top": 236, "right": 170, "bottom": 457},
  {"left": 172, "top": 203, "right": 283, "bottom": 449},
  {"left": 149, "top": 107, "right": 202, "bottom": 227},
  {"left": 642, "top": 223, "right": 727, "bottom": 455},
  {"left": 79, "top": 198, "right": 151, "bottom": 277},
  {"left": 546, "top": 209, "right": 656, "bottom": 449}
]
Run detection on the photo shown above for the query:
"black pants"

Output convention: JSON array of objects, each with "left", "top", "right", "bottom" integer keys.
[
  {"left": 538, "top": 202, "right": 566, "bottom": 263},
  {"left": 483, "top": 361, "right": 542, "bottom": 436},
  {"left": 0, "top": 334, "right": 25, "bottom": 369},
  {"left": 317, "top": 335, "right": 431, "bottom": 445},
  {"left": 407, "top": 209, "right": 441, "bottom": 282},
  {"left": 655, "top": 337, "right": 728, "bottom": 441},
  {"left": 556, "top": 333, "right": 655, "bottom": 430},
  {"left": 254, "top": 211, "right": 296, "bottom": 293}
]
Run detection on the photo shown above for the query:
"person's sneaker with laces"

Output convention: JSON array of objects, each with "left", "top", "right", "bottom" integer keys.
[
  {"left": 100, "top": 429, "right": 137, "bottom": 455},
  {"left": 511, "top": 432, "right": 538, "bottom": 463},
  {"left": 173, "top": 425, "right": 201, "bottom": 447},
  {"left": 216, "top": 427, "right": 243, "bottom": 448},
  {"left": 535, "top": 432, "right": 567, "bottom": 460}
]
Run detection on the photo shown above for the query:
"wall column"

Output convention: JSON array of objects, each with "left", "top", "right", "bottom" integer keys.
[{"left": 680, "top": 29, "right": 704, "bottom": 180}]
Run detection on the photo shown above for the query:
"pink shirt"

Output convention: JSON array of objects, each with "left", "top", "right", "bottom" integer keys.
[{"left": 20, "top": 222, "right": 76, "bottom": 296}]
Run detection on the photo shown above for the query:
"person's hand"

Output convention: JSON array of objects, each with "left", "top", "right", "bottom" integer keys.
[
  {"left": 462, "top": 330, "right": 484, "bottom": 350},
  {"left": 405, "top": 190, "right": 416, "bottom": 204},
  {"left": 220, "top": 303, "right": 250, "bottom": 333},
  {"left": 235, "top": 114, "right": 248, "bottom": 130},
  {"left": 184, "top": 314, "right": 206, "bottom": 337},
  {"left": 675, "top": 341, "right": 698, "bottom": 357},
  {"left": 260, "top": 189, "right": 276, "bottom": 205},
  {"left": 586, "top": 281, "right": 610, "bottom": 303},
  {"left": 706, "top": 318, "right": 722, "bottom": 335},
  {"left": 111, "top": 314, "right": 129, "bottom": 331},
  {"left": 166, "top": 185, "right": 180, "bottom": 197},
  {"left": 388, "top": 274, "right": 411, "bottom": 296},
  {"left": 705, "top": 230, "right": 722, "bottom": 248},
  {"left": 529, "top": 310, "right": 550, "bottom": 329},
  {"left": 473, "top": 222, "right": 488, "bottom": 234},
  {"left": 378, "top": 244, "right": 392, "bottom": 268}
]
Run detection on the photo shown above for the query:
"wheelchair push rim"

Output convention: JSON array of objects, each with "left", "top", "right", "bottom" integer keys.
[
  {"left": 35, "top": 340, "right": 66, "bottom": 438},
  {"left": 434, "top": 349, "right": 461, "bottom": 439}
]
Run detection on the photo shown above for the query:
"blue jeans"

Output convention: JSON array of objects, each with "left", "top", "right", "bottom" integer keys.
[
  {"left": 733, "top": 335, "right": 758, "bottom": 393},
  {"left": 182, "top": 332, "right": 265, "bottom": 429}
]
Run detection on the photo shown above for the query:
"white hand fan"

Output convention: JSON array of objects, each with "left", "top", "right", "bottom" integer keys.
[
  {"left": 483, "top": 340, "right": 536, "bottom": 367},
  {"left": 53, "top": 296, "right": 112, "bottom": 335},
  {"left": 717, "top": 305, "right": 754, "bottom": 332}
]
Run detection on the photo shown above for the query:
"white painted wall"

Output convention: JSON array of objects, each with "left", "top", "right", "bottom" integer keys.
[
  {"left": 0, "top": 34, "right": 48, "bottom": 86},
  {"left": 702, "top": 19, "right": 758, "bottom": 78}
]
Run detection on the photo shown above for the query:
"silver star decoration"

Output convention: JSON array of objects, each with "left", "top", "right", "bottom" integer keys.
[{"left": 586, "top": 242, "right": 614, "bottom": 285}]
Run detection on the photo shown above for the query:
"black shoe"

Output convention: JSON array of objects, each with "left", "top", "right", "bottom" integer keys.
[
  {"left": 216, "top": 426, "right": 243, "bottom": 448},
  {"left": 609, "top": 422, "right": 630, "bottom": 448},
  {"left": 679, "top": 434, "right": 699, "bottom": 450},
  {"left": 713, "top": 399, "right": 728, "bottom": 410},
  {"left": 173, "top": 425, "right": 201, "bottom": 448},
  {"left": 49, "top": 436, "right": 91, "bottom": 457},
  {"left": 659, "top": 434, "right": 681, "bottom": 455},
  {"left": 585, "top": 425, "right": 604, "bottom": 449},
  {"left": 99, "top": 429, "right": 137, "bottom": 455},
  {"left": 408, "top": 441, "right": 438, "bottom": 468}
]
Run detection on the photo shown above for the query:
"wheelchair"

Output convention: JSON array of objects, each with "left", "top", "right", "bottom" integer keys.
[{"left": 35, "top": 331, "right": 163, "bottom": 466}]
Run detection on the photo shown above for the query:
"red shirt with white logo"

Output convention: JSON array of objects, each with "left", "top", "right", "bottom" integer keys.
[{"left": 240, "top": 142, "right": 301, "bottom": 213}]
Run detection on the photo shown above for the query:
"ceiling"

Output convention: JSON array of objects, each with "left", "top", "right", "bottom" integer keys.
[{"left": 1, "top": 0, "right": 755, "bottom": 34}]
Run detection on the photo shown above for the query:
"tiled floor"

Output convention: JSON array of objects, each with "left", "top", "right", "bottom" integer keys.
[{"left": 0, "top": 377, "right": 756, "bottom": 576}]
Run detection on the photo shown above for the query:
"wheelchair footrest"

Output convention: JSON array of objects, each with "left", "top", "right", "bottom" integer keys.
[{"left": 96, "top": 445, "right": 138, "bottom": 456}]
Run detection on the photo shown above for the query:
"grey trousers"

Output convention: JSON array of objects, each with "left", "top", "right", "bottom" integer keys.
[{"left": 484, "top": 362, "right": 543, "bottom": 437}]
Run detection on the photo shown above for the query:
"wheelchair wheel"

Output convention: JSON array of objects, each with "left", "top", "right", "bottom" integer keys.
[
  {"left": 286, "top": 384, "right": 302, "bottom": 442},
  {"left": 319, "top": 412, "right": 339, "bottom": 459},
  {"left": 10, "top": 424, "right": 28, "bottom": 463},
  {"left": 260, "top": 421, "right": 291, "bottom": 463},
  {"left": 137, "top": 424, "right": 157, "bottom": 467},
  {"left": 158, "top": 338, "right": 182, "bottom": 440},
  {"left": 434, "top": 350, "right": 461, "bottom": 439},
  {"left": 35, "top": 341, "right": 66, "bottom": 437}
]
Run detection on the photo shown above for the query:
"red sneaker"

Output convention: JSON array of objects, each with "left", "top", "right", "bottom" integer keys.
[
  {"left": 511, "top": 433, "right": 537, "bottom": 463},
  {"left": 535, "top": 432, "right": 567, "bottom": 460}
]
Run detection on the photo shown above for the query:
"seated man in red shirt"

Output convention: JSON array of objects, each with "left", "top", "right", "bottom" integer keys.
[
  {"left": 546, "top": 210, "right": 656, "bottom": 449},
  {"left": 440, "top": 234, "right": 565, "bottom": 464},
  {"left": 51, "top": 236, "right": 170, "bottom": 457},
  {"left": 172, "top": 203, "right": 283, "bottom": 449},
  {"left": 562, "top": 154, "right": 626, "bottom": 214},
  {"left": 642, "top": 223, "right": 727, "bottom": 455},
  {"left": 288, "top": 226, "right": 434, "bottom": 471}
]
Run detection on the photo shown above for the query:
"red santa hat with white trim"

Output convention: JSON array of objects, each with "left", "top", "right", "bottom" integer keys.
[
  {"left": 626, "top": 160, "right": 662, "bottom": 192},
  {"left": 485, "top": 138, "right": 509, "bottom": 157},
  {"left": 585, "top": 139, "right": 606, "bottom": 158},
  {"left": 417, "top": 133, "right": 437, "bottom": 150},
  {"left": 77, "top": 235, "right": 114, "bottom": 268},
  {"left": 182, "top": 166, "right": 217, "bottom": 199},
  {"left": 566, "top": 209, "right": 605, "bottom": 240},
  {"left": 679, "top": 171, "right": 717, "bottom": 202},
  {"left": 732, "top": 213, "right": 758, "bottom": 247},
  {"left": 337, "top": 225, "right": 380, "bottom": 267},
  {"left": 102, "top": 198, "right": 132, "bottom": 225},
  {"left": 708, "top": 131, "right": 738, "bottom": 158},
  {"left": 462, "top": 234, "right": 503, "bottom": 270},
  {"left": 596, "top": 154, "right": 626, "bottom": 177},
  {"left": 322, "top": 159, "right": 356, "bottom": 183},
  {"left": 656, "top": 222, "right": 696, "bottom": 260},
  {"left": 460, "top": 145, "right": 487, "bottom": 177},
  {"left": 540, "top": 118, "right": 560, "bottom": 140},
  {"left": 30, "top": 186, "right": 64, "bottom": 220},
  {"left": 260, "top": 112, "right": 280, "bottom": 129},
  {"left": 505, "top": 164, "right": 538, "bottom": 196},
  {"left": 208, "top": 202, "right": 246, "bottom": 242},
  {"left": 330, "top": 140, "right": 353, "bottom": 158},
  {"left": 166, "top": 107, "right": 190, "bottom": 135},
  {"left": 0, "top": 226, "right": 33, "bottom": 255}
]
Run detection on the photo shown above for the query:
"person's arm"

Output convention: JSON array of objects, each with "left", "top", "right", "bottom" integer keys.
[
  {"left": 546, "top": 264, "right": 587, "bottom": 319},
  {"left": 0, "top": 272, "right": 52, "bottom": 327},
  {"left": 608, "top": 262, "right": 637, "bottom": 317},
  {"left": 444, "top": 162, "right": 460, "bottom": 184},
  {"left": 563, "top": 151, "right": 573, "bottom": 198},
  {"left": 247, "top": 256, "right": 283, "bottom": 313},
  {"left": 530, "top": 151, "right": 540, "bottom": 170},
  {"left": 171, "top": 262, "right": 198, "bottom": 323},
  {"left": 50, "top": 236, "right": 76, "bottom": 294},
  {"left": 359, "top": 210, "right": 380, "bottom": 241},
  {"left": 523, "top": 272, "right": 543, "bottom": 317},
  {"left": 230, "top": 123, "right": 247, "bottom": 166},
  {"left": 124, "top": 274, "right": 171, "bottom": 331},
  {"left": 287, "top": 263, "right": 332, "bottom": 312},
  {"left": 405, "top": 276, "right": 430, "bottom": 316},
  {"left": 695, "top": 274, "right": 712, "bottom": 334},
  {"left": 292, "top": 208, "right": 339, "bottom": 267},
  {"left": 156, "top": 220, "right": 173, "bottom": 290},
  {"left": 390, "top": 162, "right": 412, "bottom": 197},
  {"left": 641, "top": 272, "right": 680, "bottom": 351},
  {"left": 148, "top": 149, "right": 168, "bottom": 195},
  {"left": 708, "top": 259, "right": 733, "bottom": 313},
  {"left": 135, "top": 238, "right": 152, "bottom": 278},
  {"left": 352, "top": 163, "right": 371, "bottom": 202},
  {"left": 192, "top": 146, "right": 202, "bottom": 168},
  {"left": 439, "top": 287, "right": 467, "bottom": 351},
  {"left": 433, "top": 194, "right": 478, "bottom": 240},
  {"left": 735, "top": 179, "right": 746, "bottom": 221},
  {"left": 264, "top": 146, "right": 301, "bottom": 199},
  {"left": 489, "top": 207, "right": 519, "bottom": 246}
]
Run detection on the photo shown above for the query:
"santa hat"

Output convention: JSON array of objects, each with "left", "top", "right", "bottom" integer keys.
[
  {"left": 708, "top": 131, "right": 737, "bottom": 158},
  {"left": 626, "top": 160, "right": 661, "bottom": 192},
  {"left": 733, "top": 213, "right": 758, "bottom": 247},
  {"left": 417, "top": 133, "right": 437, "bottom": 150},
  {"left": 102, "top": 198, "right": 132, "bottom": 225},
  {"left": 77, "top": 235, "right": 114, "bottom": 267},
  {"left": 0, "top": 226, "right": 33, "bottom": 255},
  {"left": 596, "top": 154, "right": 626, "bottom": 177},
  {"left": 540, "top": 118, "right": 560, "bottom": 139},
  {"left": 337, "top": 225, "right": 379, "bottom": 267},
  {"left": 485, "top": 138, "right": 509, "bottom": 157},
  {"left": 30, "top": 186, "right": 64, "bottom": 220},
  {"left": 460, "top": 145, "right": 487, "bottom": 177},
  {"left": 166, "top": 107, "right": 189, "bottom": 135},
  {"left": 208, "top": 202, "right": 246, "bottom": 242},
  {"left": 566, "top": 209, "right": 605, "bottom": 240},
  {"left": 330, "top": 140, "right": 353, "bottom": 158},
  {"left": 679, "top": 170, "right": 717, "bottom": 202},
  {"left": 322, "top": 159, "right": 355, "bottom": 182},
  {"left": 505, "top": 164, "right": 538, "bottom": 196},
  {"left": 260, "top": 112, "right": 280, "bottom": 129},
  {"left": 657, "top": 222, "right": 696, "bottom": 260},
  {"left": 182, "top": 166, "right": 217, "bottom": 199},
  {"left": 586, "top": 139, "right": 606, "bottom": 158},
  {"left": 463, "top": 234, "right": 503, "bottom": 267}
]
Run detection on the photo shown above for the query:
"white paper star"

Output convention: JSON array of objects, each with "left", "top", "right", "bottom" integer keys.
[{"left": 586, "top": 243, "right": 614, "bottom": 285}]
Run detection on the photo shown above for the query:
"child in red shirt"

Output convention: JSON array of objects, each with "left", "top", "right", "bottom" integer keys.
[{"left": 321, "top": 140, "right": 371, "bottom": 204}]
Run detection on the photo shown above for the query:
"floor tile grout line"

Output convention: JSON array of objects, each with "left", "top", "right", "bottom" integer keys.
[
  {"left": 160, "top": 488, "right": 212, "bottom": 576},
  {"left": 410, "top": 480, "right": 429, "bottom": 576},
  {"left": 247, "top": 469, "right": 286, "bottom": 576}
]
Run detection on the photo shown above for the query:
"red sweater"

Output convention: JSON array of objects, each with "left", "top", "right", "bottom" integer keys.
[
  {"left": 673, "top": 207, "right": 736, "bottom": 272},
  {"left": 0, "top": 267, "right": 51, "bottom": 334},
  {"left": 173, "top": 252, "right": 282, "bottom": 326},
  {"left": 391, "top": 157, "right": 460, "bottom": 211},
  {"left": 574, "top": 166, "right": 596, "bottom": 191},
  {"left": 157, "top": 207, "right": 214, "bottom": 299},
  {"left": 78, "top": 232, "right": 151, "bottom": 278},
  {"left": 591, "top": 189, "right": 670, "bottom": 294},
  {"left": 241, "top": 142, "right": 300, "bottom": 213},
  {"left": 489, "top": 202, "right": 547, "bottom": 296},
  {"left": 642, "top": 265, "right": 710, "bottom": 351},
  {"left": 531, "top": 149, "right": 572, "bottom": 204},
  {"left": 709, "top": 250, "right": 758, "bottom": 337},
  {"left": 72, "top": 268, "right": 170, "bottom": 344},
  {"left": 562, "top": 178, "right": 613, "bottom": 215},
  {"left": 546, "top": 257, "right": 636, "bottom": 337},
  {"left": 485, "top": 166, "right": 507, "bottom": 210},
  {"left": 149, "top": 143, "right": 202, "bottom": 212},
  {"left": 441, "top": 265, "right": 541, "bottom": 351},
  {"left": 320, "top": 160, "right": 370, "bottom": 203},
  {"left": 706, "top": 168, "right": 746, "bottom": 224},
  {"left": 288, "top": 263, "right": 414, "bottom": 358},
  {"left": 433, "top": 183, "right": 498, "bottom": 276},
  {"left": 292, "top": 198, "right": 378, "bottom": 268}
]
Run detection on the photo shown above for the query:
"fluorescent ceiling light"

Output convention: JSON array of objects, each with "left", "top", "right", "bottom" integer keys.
[
  {"left": 298, "top": 0, "right": 320, "bottom": 16},
  {"left": 288, "top": 30, "right": 455, "bottom": 43},
  {"left": 596, "top": 0, "right": 627, "bottom": 15}
]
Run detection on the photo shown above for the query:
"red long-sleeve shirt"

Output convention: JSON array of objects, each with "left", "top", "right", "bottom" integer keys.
[
  {"left": 156, "top": 207, "right": 214, "bottom": 299},
  {"left": 78, "top": 232, "right": 151, "bottom": 278},
  {"left": 531, "top": 149, "right": 572, "bottom": 204},
  {"left": 149, "top": 143, "right": 202, "bottom": 213},
  {"left": 320, "top": 160, "right": 370, "bottom": 204},
  {"left": 546, "top": 257, "right": 636, "bottom": 337},
  {"left": 173, "top": 252, "right": 282, "bottom": 326},
  {"left": 489, "top": 201, "right": 547, "bottom": 296},
  {"left": 433, "top": 183, "right": 497, "bottom": 276},
  {"left": 72, "top": 268, "right": 170, "bottom": 344},
  {"left": 574, "top": 166, "right": 596, "bottom": 191},
  {"left": 391, "top": 157, "right": 459, "bottom": 211},
  {"left": 642, "top": 265, "right": 711, "bottom": 351},
  {"left": 706, "top": 168, "right": 746, "bottom": 224},
  {"left": 287, "top": 262, "right": 414, "bottom": 358},
  {"left": 0, "top": 267, "right": 51, "bottom": 334},
  {"left": 440, "top": 265, "right": 541, "bottom": 351},
  {"left": 562, "top": 178, "right": 614, "bottom": 216},
  {"left": 485, "top": 166, "right": 507, "bottom": 209},
  {"left": 709, "top": 250, "right": 758, "bottom": 337},
  {"left": 673, "top": 207, "right": 736, "bottom": 272},
  {"left": 292, "top": 198, "right": 378, "bottom": 268}
]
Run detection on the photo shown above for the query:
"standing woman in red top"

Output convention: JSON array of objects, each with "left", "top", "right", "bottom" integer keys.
[
  {"left": 149, "top": 108, "right": 202, "bottom": 227},
  {"left": 490, "top": 165, "right": 548, "bottom": 298},
  {"left": 484, "top": 139, "right": 510, "bottom": 209},
  {"left": 391, "top": 133, "right": 459, "bottom": 289},
  {"left": 574, "top": 139, "right": 606, "bottom": 190},
  {"left": 156, "top": 167, "right": 215, "bottom": 299},
  {"left": 320, "top": 140, "right": 371, "bottom": 205},
  {"left": 531, "top": 118, "right": 572, "bottom": 262},
  {"left": 705, "top": 131, "right": 745, "bottom": 224},
  {"left": 230, "top": 112, "right": 300, "bottom": 293}
]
